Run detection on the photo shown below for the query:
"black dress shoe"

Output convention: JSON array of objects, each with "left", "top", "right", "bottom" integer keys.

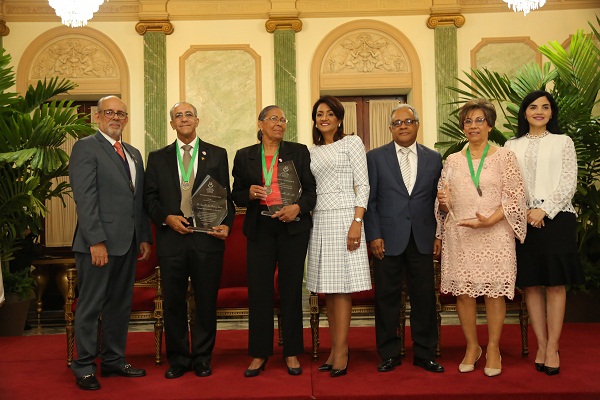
[
  {"left": 413, "top": 357, "right": 444, "bottom": 373},
  {"left": 318, "top": 363, "right": 333, "bottom": 372},
  {"left": 535, "top": 362, "right": 545, "bottom": 372},
  {"left": 544, "top": 366, "right": 560, "bottom": 376},
  {"left": 194, "top": 362, "right": 212, "bottom": 377},
  {"left": 101, "top": 363, "right": 146, "bottom": 377},
  {"left": 76, "top": 374, "right": 100, "bottom": 390},
  {"left": 244, "top": 358, "right": 268, "bottom": 378},
  {"left": 378, "top": 357, "right": 401, "bottom": 372},
  {"left": 165, "top": 365, "right": 189, "bottom": 379}
]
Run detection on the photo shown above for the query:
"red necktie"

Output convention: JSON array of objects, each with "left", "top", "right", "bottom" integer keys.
[{"left": 114, "top": 141, "right": 126, "bottom": 161}]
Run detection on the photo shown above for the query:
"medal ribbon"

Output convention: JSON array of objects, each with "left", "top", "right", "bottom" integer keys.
[
  {"left": 176, "top": 139, "right": 199, "bottom": 186},
  {"left": 261, "top": 144, "right": 280, "bottom": 188},
  {"left": 466, "top": 142, "right": 490, "bottom": 195}
]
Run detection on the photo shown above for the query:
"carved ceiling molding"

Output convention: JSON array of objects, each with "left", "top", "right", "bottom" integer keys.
[
  {"left": 427, "top": 14, "right": 465, "bottom": 29},
  {"left": 135, "top": 20, "right": 174, "bottom": 35},
  {"left": 322, "top": 30, "right": 410, "bottom": 75},
  {"left": 265, "top": 18, "right": 302, "bottom": 33}
]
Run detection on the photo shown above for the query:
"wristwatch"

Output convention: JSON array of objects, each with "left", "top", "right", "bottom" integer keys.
[{"left": 354, "top": 217, "right": 363, "bottom": 223}]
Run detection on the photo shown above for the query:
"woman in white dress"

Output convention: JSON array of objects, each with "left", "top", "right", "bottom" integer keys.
[
  {"left": 307, "top": 95, "right": 371, "bottom": 377},
  {"left": 505, "top": 90, "right": 584, "bottom": 376}
]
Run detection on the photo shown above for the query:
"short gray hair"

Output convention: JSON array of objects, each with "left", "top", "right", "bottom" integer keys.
[
  {"left": 389, "top": 104, "right": 419, "bottom": 124},
  {"left": 169, "top": 102, "right": 198, "bottom": 120}
]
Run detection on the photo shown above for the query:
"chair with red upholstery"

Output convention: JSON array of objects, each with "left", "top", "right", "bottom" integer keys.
[
  {"left": 433, "top": 260, "right": 529, "bottom": 356},
  {"left": 188, "top": 208, "right": 282, "bottom": 344},
  {"left": 65, "top": 224, "right": 163, "bottom": 366}
]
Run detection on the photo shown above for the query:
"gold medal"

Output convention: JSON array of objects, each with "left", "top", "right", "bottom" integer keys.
[
  {"left": 265, "top": 186, "right": 272, "bottom": 195},
  {"left": 182, "top": 181, "right": 191, "bottom": 191}
]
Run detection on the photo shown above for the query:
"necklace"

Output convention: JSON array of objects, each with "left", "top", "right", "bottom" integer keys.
[{"left": 525, "top": 130, "right": 549, "bottom": 139}]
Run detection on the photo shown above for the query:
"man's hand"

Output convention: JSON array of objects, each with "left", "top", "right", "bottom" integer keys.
[
  {"left": 138, "top": 242, "right": 151, "bottom": 261},
  {"left": 90, "top": 242, "right": 108, "bottom": 267},
  {"left": 207, "top": 225, "right": 230, "bottom": 240},
  {"left": 369, "top": 238, "right": 385, "bottom": 260},
  {"left": 164, "top": 215, "right": 194, "bottom": 234}
]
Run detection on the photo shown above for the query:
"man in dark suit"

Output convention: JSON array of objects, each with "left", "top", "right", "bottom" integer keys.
[
  {"left": 69, "top": 96, "right": 152, "bottom": 390},
  {"left": 364, "top": 104, "right": 444, "bottom": 373},
  {"left": 144, "top": 101, "right": 234, "bottom": 379}
]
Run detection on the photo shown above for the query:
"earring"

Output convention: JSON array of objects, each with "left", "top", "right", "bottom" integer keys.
[{"left": 338, "top": 124, "right": 341, "bottom": 128}]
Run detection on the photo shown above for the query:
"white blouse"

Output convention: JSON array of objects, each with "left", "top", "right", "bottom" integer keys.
[{"left": 505, "top": 133, "right": 577, "bottom": 218}]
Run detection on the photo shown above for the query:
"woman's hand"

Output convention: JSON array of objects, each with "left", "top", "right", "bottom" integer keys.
[
  {"left": 249, "top": 185, "right": 267, "bottom": 201},
  {"left": 457, "top": 210, "right": 503, "bottom": 229},
  {"left": 347, "top": 221, "right": 362, "bottom": 251},
  {"left": 527, "top": 208, "right": 546, "bottom": 229},
  {"left": 437, "top": 188, "right": 449, "bottom": 213},
  {"left": 272, "top": 204, "right": 300, "bottom": 223}
]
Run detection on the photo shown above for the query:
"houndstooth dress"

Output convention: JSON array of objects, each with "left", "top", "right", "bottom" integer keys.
[{"left": 307, "top": 135, "right": 372, "bottom": 294}]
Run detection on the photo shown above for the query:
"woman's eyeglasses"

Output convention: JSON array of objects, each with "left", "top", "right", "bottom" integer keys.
[
  {"left": 463, "top": 117, "right": 486, "bottom": 127},
  {"left": 263, "top": 115, "right": 289, "bottom": 124}
]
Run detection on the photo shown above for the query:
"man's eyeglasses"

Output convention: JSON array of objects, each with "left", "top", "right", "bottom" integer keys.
[
  {"left": 390, "top": 119, "right": 418, "bottom": 127},
  {"left": 463, "top": 117, "right": 486, "bottom": 127},
  {"left": 99, "top": 109, "right": 128, "bottom": 120},
  {"left": 173, "top": 111, "right": 196, "bottom": 120},
  {"left": 263, "top": 115, "right": 289, "bottom": 124}
]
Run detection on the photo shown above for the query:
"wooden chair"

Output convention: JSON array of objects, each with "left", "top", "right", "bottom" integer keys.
[
  {"left": 188, "top": 208, "right": 282, "bottom": 344},
  {"left": 65, "top": 224, "right": 164, "bottom": 366},
  {"left": 309, "top": 259, "right": 410, "bottom": 361},
  {"left": 433, "top": 260, "right": 529, "bottom": 356}
]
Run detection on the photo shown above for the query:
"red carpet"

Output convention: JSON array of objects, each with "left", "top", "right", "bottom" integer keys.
[{"left": 0, "top": 324, "right": 599, "bottom": 399}]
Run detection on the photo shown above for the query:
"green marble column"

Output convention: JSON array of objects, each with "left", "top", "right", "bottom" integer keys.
[
  {"left": 143, "top": 32, "right": 167, "bottom": 159},
  {"left": 274, "top": 29, "right": 298, "bottom": 143},
  {"left": 434, "top": 26, "right": 458, "bottom": 142}
]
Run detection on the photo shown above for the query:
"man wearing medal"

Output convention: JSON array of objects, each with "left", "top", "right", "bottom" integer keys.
[
  {"left": 144, "top": 101, "right": 235, "bottom": 379},
  {"left": 364, "top": 104, "right": 444, "bottom": 374}
]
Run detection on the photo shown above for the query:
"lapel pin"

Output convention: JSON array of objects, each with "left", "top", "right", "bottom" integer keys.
[
  {"left": 202, "top": 151, "right": 207, "bottom": 156},
  {"left": 279, "top": 158, "right": 282, "bottom": 162}
]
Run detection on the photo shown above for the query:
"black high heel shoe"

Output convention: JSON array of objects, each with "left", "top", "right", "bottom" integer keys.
[
  {"left": 244, "top": 358, "right": 268, "bottom": 378},
  {"left": 544, "top": 366, "right": 560, "bottom": 376},
  {"left": 535, "top": 362, "right": 545, "bottom": 372},
  {"left": 318, "top": 363, "right": 333, "bottom": 372},
  {"left": 284, "top": 357, "right": 302, "bottom": 376},
  {"left": 330, "top": 353, "right": 350, "bottom": 378}
]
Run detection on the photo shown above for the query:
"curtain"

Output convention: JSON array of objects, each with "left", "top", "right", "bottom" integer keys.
[
  {"left": 341, "top": 101, "right": 357, "bottom": 136},
  {"left": 369, "top": 99, "right": 404, "bottom": 150},
  {"left": 44, "top": 135, "right": 78, "bottom": 247}
]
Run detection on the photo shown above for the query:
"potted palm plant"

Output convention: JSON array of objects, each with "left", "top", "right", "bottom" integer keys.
[
  {"left": 0, "top": 48, "right": 94, "bottom": 335},
  {"left": 435, "top": 17, "right": 600, "bottom": 320}
]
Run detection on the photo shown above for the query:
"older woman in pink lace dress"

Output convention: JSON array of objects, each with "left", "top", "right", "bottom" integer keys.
[{"left": 435, "top": 98, "right": 526, "bottom": 377}]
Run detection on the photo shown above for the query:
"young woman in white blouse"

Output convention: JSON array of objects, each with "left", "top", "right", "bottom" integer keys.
[{"left": 505, "top": 90, "right": 584, "bottom": 376}]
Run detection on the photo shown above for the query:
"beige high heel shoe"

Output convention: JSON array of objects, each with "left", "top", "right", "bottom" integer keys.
[
  {"left": 484, "top": 353, "right": 502, "bottom": 377},
  {"left": 459, "top": 346, "right": 482, "bottom": 373}
]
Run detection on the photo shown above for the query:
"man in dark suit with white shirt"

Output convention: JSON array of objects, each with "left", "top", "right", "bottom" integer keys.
[
  {"left": 69, "top": 95, "right": 152, "bottom": 390},
  {"left": 144, "top": 101, "right": 234, "bottom": 379},
  {"left": 364, "top": 104, "right": 444, "bottom": 374}
]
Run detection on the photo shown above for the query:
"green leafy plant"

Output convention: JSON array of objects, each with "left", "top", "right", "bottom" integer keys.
[
  {"left": 435, "top": 17, "right": 600, "bottom": 290},
  {"left": 0, "top": 48, "right": 94, "bottom": 299}
]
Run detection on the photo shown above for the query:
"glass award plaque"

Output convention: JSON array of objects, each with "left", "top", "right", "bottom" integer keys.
[
  {"left": 261, "top": 160, "right": 302, "bottom": 220},
  {"left": 190, "top": 175, "right": 228, "bottom": 232}
]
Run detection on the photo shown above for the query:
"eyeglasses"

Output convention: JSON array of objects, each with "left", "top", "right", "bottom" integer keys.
[
  {"left": 390, "top": 119, "right": 418, "bottom": 127},
  {"left": 99, "top": 109, "right": 128, "bottom": 120},
  {"left": 463, "top": 117, "right": 486, "bottom": 127},
  {"left": 173, "top": 111, "right": 197, "bottom": 120},
  {"left": 263, "top": 115, "right": 289, "bottom": 124}
]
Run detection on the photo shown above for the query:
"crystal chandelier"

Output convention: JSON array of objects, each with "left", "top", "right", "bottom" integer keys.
[
  {"left": 49, "top": 0, "right": 106, "bottom": 28},
  {"left": 503, "top": 0, "right": 546, "bottom": 16}
]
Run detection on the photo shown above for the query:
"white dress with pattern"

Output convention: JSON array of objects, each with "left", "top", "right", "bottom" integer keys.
[{"left": 307, "top": 135, "right": 372, "bottom": 294}]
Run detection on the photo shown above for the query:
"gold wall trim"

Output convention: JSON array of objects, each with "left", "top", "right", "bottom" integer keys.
[
  {"left": 427, "top": 14, "right": 465, "bottom": 29},
  {"left": 135, "top": 20, "right": 174, "bottom": 35},
  {"left": 265, "top": 18, "right": 302, "bottom": 33}
]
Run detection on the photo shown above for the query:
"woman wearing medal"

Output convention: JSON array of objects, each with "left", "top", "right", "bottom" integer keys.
[
  {"left": 435, "top": 98, "right": 526, "bottom": 377},
  {"left": 232, "top": 105, "right": 317, "bottom": 377}
]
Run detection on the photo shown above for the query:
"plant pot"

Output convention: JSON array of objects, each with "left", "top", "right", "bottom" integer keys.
[
  {"left": 564, "top": 290, "right": 600, "bottom": 323},
  {"left": 0, "top": 293, "right": 31, "bottom": 336}
]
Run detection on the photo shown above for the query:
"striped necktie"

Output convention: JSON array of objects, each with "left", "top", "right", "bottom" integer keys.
[{"left": 399, "top": 147, "right": 411, "bottom": 190}]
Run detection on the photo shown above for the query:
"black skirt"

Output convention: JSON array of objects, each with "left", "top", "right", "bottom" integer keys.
[{"left": 516, "top": 211, "right": 585, "bottom": 288}]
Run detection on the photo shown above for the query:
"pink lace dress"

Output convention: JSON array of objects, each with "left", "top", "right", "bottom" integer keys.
[{"left": 435, "top": 147, "right": 527, "bottom": 299}]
